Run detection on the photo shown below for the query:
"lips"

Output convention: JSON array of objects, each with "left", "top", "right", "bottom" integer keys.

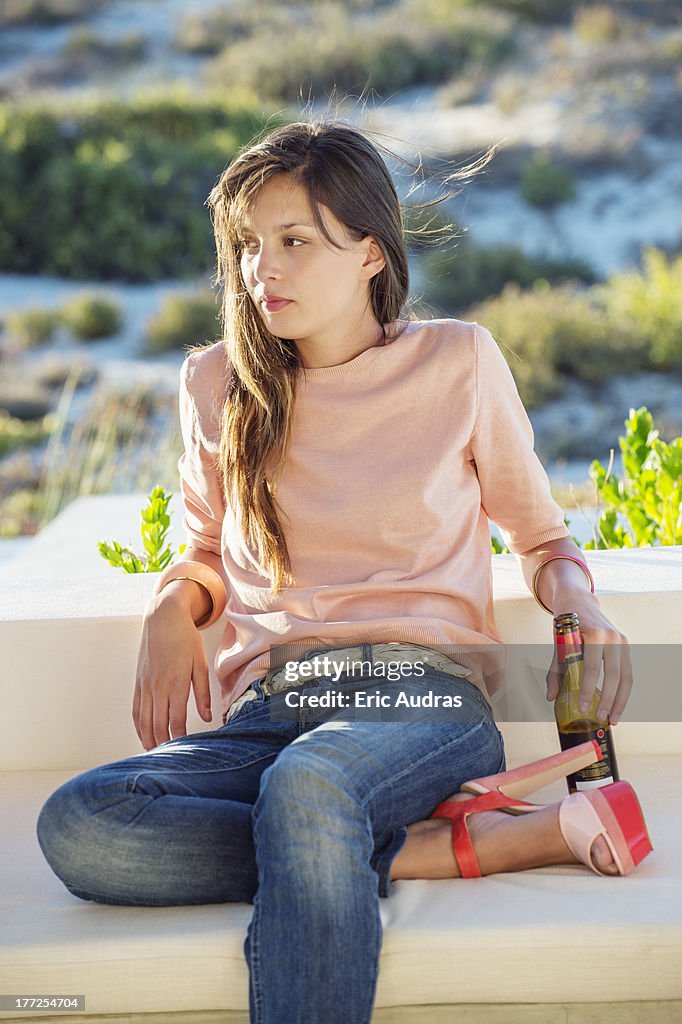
[{"left": 262, "top": 296, "right": 293, "bottom": 312}]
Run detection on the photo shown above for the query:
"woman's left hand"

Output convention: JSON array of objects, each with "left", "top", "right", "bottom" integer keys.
[{"left": 545, "top": 591, "right": 632, "bottom": 725}]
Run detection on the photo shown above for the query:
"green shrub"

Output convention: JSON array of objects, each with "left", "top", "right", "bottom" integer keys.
[
  {"left": 0, "top": 410, "right": 56, "bottom": 456},
  {"left": 520, "top": 152, "right": 576, "bottom": 209},
  {"left": 661, "top": 30, "right": 682, "bottom": 62},
  {"left": 493, "top": 406, "right": 681, "bottom": 554},
  {"left": 0, "top": 91, "right": 283, "bottom": 281},
  {"left": 595, "top": 247, "right": 682, "bottom": 371},
  {"left": 492, "top": 72, "right": 528, "bottom": 114},
  {"left": 421, "top": 243, "right": 596, "bottom": 312},
  {"left": 26, "top": 377, "right": 182, "bottom": 531},
  {"left": 464, "top": 282, "right": 650, "bottom": 409},
  {"left": 207, "top": 1, "right": 515, "bottom": 102},
  {"left": 464, "top": 249, "right": 680, "bottom": 411},
  {"left": 64, "top": 27, "right": 108, "bottom": 56},
  {"left": 4, "top": 307, "right": 61, "bottom": 348},
  {"left": 0, "top": 370, "right": 183, "bottom": 537},
  {"left": 174, "top": 5, "right": 277, "bottom": 57},
  {"left": 143, "top": 289, "right": 221, "bottom": 355},
  {"left": 63, "top": 28, "right": 146, "bottom": 64},
  {"left": 572, "top": 5, "right": 627, "bottom": 44},
  {"left": 60, "top": 292, "right": 123, "bottom": 340},
  {"left": 473, "top": 0, "right": 614, "bottom": 24},
  {"left": 580, "top": 407, "right": 682, "bottom": 548},
  {"left": 0, "top": 488, "right": 48, "bottom": 538},
  {"left": 0, "top": 0, "right": 108, "bottom": 27}
]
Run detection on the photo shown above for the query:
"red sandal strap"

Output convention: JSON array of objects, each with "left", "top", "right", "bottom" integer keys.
[
  {"left": 432, "top": 789, "right": 527, "bottom": 879},
  {"left": 450, "top": 813, "right": 481, "bottom": 878}
]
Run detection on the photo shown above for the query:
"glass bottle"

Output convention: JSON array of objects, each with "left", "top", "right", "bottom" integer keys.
[{"left": 553, "top": 611, "right": 619, "bottom": 793}]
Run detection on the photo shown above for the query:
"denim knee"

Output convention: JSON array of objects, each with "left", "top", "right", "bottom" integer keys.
[
  {"left": 36, "top": 776, "right": 96, "bottom": 897},
  {"left": 36, "top": 768, "right": 139, "bottom": 902},
  {"left": 252, "top": 749, "right": 371, "bottom": 884}
]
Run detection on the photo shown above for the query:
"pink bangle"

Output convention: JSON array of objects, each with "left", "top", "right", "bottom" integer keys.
[
  {"left": 153, "top": 560, "right": 227, "bottom": 629},
  {"left": 531, "top": 554, "right": 595, "bottom": 615}
]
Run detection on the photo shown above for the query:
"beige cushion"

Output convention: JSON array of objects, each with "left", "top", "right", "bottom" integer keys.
[{"left": 1, "top": 753, "right": 679, "bottom": 1019}]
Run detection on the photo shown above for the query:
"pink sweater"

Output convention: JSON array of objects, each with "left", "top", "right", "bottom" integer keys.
[{"left": 177, "top": 317, "right": 569, "bottom": 720}]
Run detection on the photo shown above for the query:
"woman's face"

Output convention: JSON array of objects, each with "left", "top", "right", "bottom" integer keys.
[{"left": 237, "top": 174, "right": 385, "bottom": 356}]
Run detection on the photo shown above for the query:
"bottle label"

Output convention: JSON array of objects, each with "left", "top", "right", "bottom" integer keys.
[
  {"left": 558, "top": 724, "right": 619, "bottom": 789},
  {"left": 555, "top": 629, "right": 582, "bottom": 665},
  {"left": 576, "top": 776, "right": 615, "bottom": 790}
]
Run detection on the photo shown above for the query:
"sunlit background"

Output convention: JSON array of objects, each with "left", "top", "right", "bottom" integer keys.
[{"left": 0, "top": 0, "right": 680, "bottom": 553}]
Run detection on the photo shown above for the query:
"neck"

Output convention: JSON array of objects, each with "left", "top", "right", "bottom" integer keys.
[{"left": 297, "top": 321, "right": 388, "bottom": 370}]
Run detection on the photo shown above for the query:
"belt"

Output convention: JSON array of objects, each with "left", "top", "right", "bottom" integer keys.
[{"left": 261, "top": 642, "right": 472, "bottom": 697}]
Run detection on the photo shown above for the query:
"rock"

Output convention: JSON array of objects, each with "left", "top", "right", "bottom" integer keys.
[
  {"left": 32, "top": 356, "right": 98, "bottom": 391},
  {"left": 0, "top": 381, "right": 53, "bottom": 421}
]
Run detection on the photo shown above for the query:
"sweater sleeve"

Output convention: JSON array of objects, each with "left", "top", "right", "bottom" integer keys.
[
  {"left": 177, "top": 350, "right": 227, "bottom": 555},
  {"left": 470, "top": 322, "right": 570, "bottom": 554}
]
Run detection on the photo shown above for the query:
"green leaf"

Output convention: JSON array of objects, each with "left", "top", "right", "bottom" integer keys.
[
  {"left": 585, "top": 408, "right": 680, "bottom": 550},
  {"left": 96, "top": 485, "right": 185, "bottom": 574}
]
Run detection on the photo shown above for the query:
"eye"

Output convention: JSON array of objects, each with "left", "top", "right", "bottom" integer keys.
[{"left": 284, "top": 237, "right": 305, "bottom": 247}]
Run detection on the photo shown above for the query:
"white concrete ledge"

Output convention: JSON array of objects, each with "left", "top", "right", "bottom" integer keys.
[{"left": 2, "top": 546, "right": 681, "bottom": 771}]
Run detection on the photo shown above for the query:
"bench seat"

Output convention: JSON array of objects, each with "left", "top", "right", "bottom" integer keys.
[{"left": 1, "top": 504, "right": 680, "bottom": 1023}]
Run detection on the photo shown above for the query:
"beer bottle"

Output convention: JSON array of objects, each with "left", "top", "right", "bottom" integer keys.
[{"left": 553, "top": 611, "right": 619, "bottom": 793}]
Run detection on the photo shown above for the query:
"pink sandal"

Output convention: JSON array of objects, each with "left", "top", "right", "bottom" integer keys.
[{"left": 431, "top": 740, "right": 653, "bottom": 878}]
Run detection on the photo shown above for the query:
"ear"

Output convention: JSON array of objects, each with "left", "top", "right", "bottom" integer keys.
[{"left": 360, "top": 236, "right": 386, "bottom": 280}]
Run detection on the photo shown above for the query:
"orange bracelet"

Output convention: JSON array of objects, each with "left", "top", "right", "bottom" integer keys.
[
  {"left": 531, "top": 554, "right": 595, "bottom": 615},
  {"left": 153, "top": 560, "right": 227, "bottom": 629}
]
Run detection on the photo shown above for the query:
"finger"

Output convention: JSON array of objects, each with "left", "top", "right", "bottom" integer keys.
[
  {"left": 132, "top": 681, "right": 142, "bottom": 744},
  {"left": 596, "top": 644, "right": 622, "bottom": 721},
  {"left": 138, "top": 686, "right": 156, "bottom": 751},
  {"left": 610, "top": 645, "right": 634, "bottom": 725},
  {"left": 192, "top": 653, "right": 212, "bottom": 721},
  {"left": 152, "top": 695, "right": 171, "bottom": 749},
  {"left": 546, "top": 650, "right": 560, "bottom": 701},
  {"left": 168, "top": 699, "right": 188, "bottom": 742},
  {"left": 579, "top": 638, "right": 603, "bottom": 713}
]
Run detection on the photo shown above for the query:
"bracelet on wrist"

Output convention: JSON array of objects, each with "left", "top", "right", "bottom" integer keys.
[
  {"left": 153, "top": 560, "right": 227, "bottom": 629},
  {"left": 531, "top": 554, "right": 595, "bottom": 615},
  {"left": 161, "top": 576, "right": 215, "bottom": 627}
]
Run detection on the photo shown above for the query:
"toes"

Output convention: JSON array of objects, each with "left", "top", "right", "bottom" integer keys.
[{"left": 592, "top": 835, "right": 618, "bottom": 875}]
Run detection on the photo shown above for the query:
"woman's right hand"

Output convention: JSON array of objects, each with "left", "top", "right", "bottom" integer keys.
[{"left": 133, "top": 582, "right": 213, "bottom": 751}]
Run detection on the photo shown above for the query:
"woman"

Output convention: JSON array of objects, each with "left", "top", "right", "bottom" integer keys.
[{"left": 36, "top": 119, "right": 651, "bottom": 1024}]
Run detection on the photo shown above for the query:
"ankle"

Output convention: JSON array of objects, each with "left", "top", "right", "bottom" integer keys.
[{"left": 390, "top": 820, "right": 454, "bottom": 880}]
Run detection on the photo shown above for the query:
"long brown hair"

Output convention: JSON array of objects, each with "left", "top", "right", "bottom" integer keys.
[{"left": 202, "top": 117, "right": 496, "bottom": 595}]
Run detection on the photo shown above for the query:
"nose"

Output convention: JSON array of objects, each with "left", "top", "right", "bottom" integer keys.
[{"left": 249, "top": 241, "right": 282, "bottom": 283}]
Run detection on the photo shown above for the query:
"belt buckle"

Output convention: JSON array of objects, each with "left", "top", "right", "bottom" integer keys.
[
  {"left": 265, "top": 644, "right": 364, "bottom": 695},
  {"left": 264, "top": 656, "right": 322, "bottom": 695}
]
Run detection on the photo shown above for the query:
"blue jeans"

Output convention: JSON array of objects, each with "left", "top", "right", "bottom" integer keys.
[{"left": 36, "top": 652, "right": 505, "bottom": 1024}]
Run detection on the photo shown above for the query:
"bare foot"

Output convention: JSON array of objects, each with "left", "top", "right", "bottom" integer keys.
[{"left": 390, "top": 792, "right": 618, "bottom": 880}]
